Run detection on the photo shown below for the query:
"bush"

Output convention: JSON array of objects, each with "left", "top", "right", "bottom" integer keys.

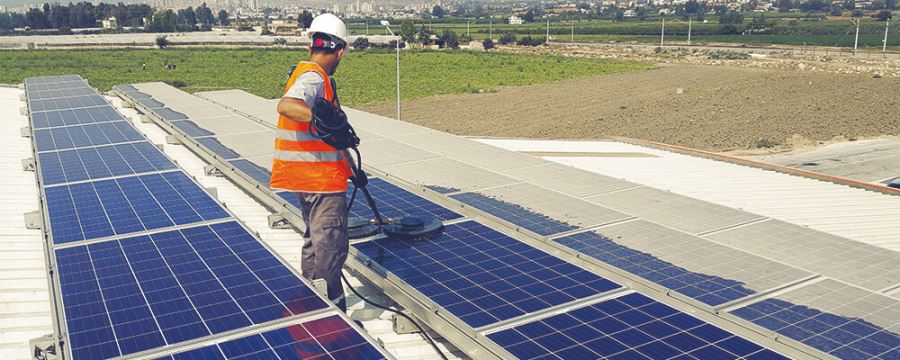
[
  {"left": 164, "top": 79, "right": 187, "bottom": 88},
  {"left": 354, "top": 37, "right": 370, "bottom": 50},
  {"left": 517, "top": 36, "right": 546, "bottom": 46},
  {"left": 439, "top": 29, "right": 459, "bottom": 49},
  {"left": 499, "top": 33, "right": 516, "bottom": 45},
  {"left": 709, "top": 50, "right": 751, "bottom": 60},
  {"left": 755, "top": 138, "right": 780, "bottom": 148},
  {"left": 875, "top": 10, "right": 893, "bottom": 20},
  {"left": 273, "top": 37, "right": 287, "bottom": 45},
  {"left": 155, "top": 35, "right": 168, "bottom": 49},
  {"left": 237, "top": 25, "right": 253, "bottom": 31},
  {"left": 483, "top": 38, "right": 494, "bottom": 50}
]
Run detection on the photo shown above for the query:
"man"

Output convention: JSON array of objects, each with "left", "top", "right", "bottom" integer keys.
[{"left": 270, "top": 13, "right": 352, "bottom": 311}]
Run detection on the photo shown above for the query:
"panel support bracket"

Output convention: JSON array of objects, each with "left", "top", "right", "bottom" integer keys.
[
  {"left": 29, "top": 333, "right": 58, "bottom": 360},
  {"left": 140, "top": 115, "right": 153, "bottom": 123},
  {"left": 392, "top": 313, "right": 423, "bottom": 335},
  {"left": 268, "top": 213, "right": 292, "bottom": 229},
  {"left": 165, "top": 135, "right": 181, "bottom": 145},
  {"left": 20, "top": 126, "right": 31, "bottom": 137},
  {"left": 19, "top": 93, "right": 26, "bottom": 101},
  {"left": 205, "top": 187, "right": 218, "bottom": 200},
  {"left": 22, "top": 158, "right": 34, "bottom": 172},
  {"left": 204, "top": 165, "right": 224, "bottom": 177},
  {"left": 20, "top": 107, "right": 28, "bottom": 115},
  {"left": 24, "top": 211, "right": 41, "bottom": 230}
]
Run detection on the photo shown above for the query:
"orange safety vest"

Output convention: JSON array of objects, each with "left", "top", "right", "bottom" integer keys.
[{"left": 270, "top": 62, "right": 351, "bottom": 193}]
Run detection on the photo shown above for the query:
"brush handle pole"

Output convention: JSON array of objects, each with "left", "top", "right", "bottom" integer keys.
[{"left": 343, "top": 149, "right": 385, "bottom": 225}]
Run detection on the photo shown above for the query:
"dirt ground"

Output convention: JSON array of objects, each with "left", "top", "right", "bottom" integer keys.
[{"left": 361, "top": 63, "right": 900, "bottom": 151}]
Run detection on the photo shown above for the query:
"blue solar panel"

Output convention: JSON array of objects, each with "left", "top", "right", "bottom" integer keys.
[
  {"left": 733, "top": 299, "right": 900, "bottom": 359},
  {"left": 450, "top": 192, "right": 578, "bottom": 236},
  {"left": 197, "top": 137, "right": 241, "bottom": 159},
  {"left": 489, "top": 292, "right": 789, "bottom": 360},
  {"left": 44, "top": 171, "right": 230, "bottom": 244},
  {"left": 170, "top": 120, "right": 215, "bottom": 137},
  {"left": 39, "top": 142, "right": 177, "bottom": 186},
  {"left": 229, "top": 159, "right": 271, "bottom": 186},
  {"left": 29, "top": 94, "right": 109, "bottom": 112},
  {"left": 156, "top": 315, "right": 386, "bottom": 360},
  {"left": 34, "top": 121, "right": 145, "bottom": 152},
  {"left": 31, "top": 106, "right": 125, "bottom": 129},
  {"left": 55, "top": 221, "right": 328, "bottom": 359},
  {"left": 27, "top": 86, "right": 95, "bottom": 100},
  {"left": 354, "top": 221, "right": 621, "bottom": 328},
  {"left": 276, "top": 178, "right": 463, "bottom": 222},
  {"left": 556, "top": 231, "right": 756, "bottom": 307}
]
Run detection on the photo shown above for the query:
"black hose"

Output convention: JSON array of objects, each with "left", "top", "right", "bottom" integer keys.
[{"left": 341, "top": 273, "right": 450, "bottom": 360}]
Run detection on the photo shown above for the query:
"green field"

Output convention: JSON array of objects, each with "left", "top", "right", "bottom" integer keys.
[
  {"left": 350, "top": 16, "right": 900, "bottom": 49},
  {"left": 0, "top": 48, "right": 651, "bottom": 105}
]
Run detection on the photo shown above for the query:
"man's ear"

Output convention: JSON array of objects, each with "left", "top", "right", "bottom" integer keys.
[
  {"left": 308, "top": 46, "right": 313, "bottom": 56},
  {"left": 337, "top": 48, "right": 345, "bottom": 59}
]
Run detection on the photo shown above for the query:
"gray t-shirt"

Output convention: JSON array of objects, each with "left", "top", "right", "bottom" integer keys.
[{"left": 283, "top": 71, "right": 325, "bottom": 106}]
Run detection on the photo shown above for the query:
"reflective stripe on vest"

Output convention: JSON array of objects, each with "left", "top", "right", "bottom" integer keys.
[
  {"left": 270, "top": 61, "right": 351, "bottom": 193},
  {"left": 273, "top": 149, "right": 344, "bottom": 162}
]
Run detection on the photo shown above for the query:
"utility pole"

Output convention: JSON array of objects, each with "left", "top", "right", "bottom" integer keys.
[
  {"left": 571, "top": 21, "right": 574, "bottom": 42},
  {"left": 687, "top": 17, "right": 692, "bottom": 46},
  {"left": 660, "top": 17, "right": 665, "bottom": 47},
  {"left": 546, "top": 19, "right": 550, "bottom": 44},
  {"left": 489, "top": 18, "right": 492, "bottom": 40},
  {"left": 467, "top": 19, "right": 470, "bottom": 36},
  {"left": 884, "top": 19, "right": 890, "bottom": 55},
  {"left": 365, "top": 21, "right": 368, "bottom": 35},
  {"left": 852, "top": 18, "right": 860, "bottom": 56}
]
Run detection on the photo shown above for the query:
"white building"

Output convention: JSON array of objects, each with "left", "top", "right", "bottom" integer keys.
[{"left": 508, "top": 15, "right": 524, "bottom": 24}]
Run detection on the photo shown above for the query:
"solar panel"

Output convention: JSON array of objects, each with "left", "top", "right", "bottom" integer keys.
[
  {"left": 25, "top": 74, "right": 82, "bottom": 85},
  {"left": 488, "top": 292, "right": 789, "bottom": 360},
  {"left": 55, "top": 221, "right": 329, "bottom": 359},
  {"left": 154, "top": 314, "right": 386, "bottom": 360},
  {"left": 34, "top": 121, "right": 145, "bottom": 152},
  {"left": 39, "top": 142, "right": 177, "bottom": 186},
  {"left": 197, "top": 137, "right": 241, "bottom": 159},
  {"left": 29, "top": 94, "right": 109, "bottom": 112},
  {"left": 137, "top": 97, "right": 166, "bottom": 109},
  {"left": 170, "top": 120, "right": 216, "bottom": 137},
  {"left": 229, "top": 159, "right": 271, "bottom": 186},
  {"left": 353, "top": 221, "right": 621, "bottom": 328},
  {"left": 44, "top": 171, "right": 230, "bottom": 244},
  {"left": 153, "top": 108, "right": 190, "bottom": 121},
  {"left": 450, "top": 192, "right": 578, "bottom": 236},
  {"left": 731, "top": 279, "right": 900, "bottom": 359},
  {"left": 554, "top": 222, "right": 812, "bottom": 307},
  {"left": 30, "top": 106, "right": 125, "bottom": 129},
  {"left": 27, "top": 86, "right": 95, "bottom": 100}
]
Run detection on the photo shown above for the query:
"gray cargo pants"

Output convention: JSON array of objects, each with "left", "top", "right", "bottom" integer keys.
[{"left": 297, "top": 191, "right": 349, "bottom": 311}]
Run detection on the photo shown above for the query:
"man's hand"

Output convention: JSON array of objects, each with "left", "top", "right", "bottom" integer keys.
[{"left": 276, "top": 97, "right": 313, "bottom": 122}]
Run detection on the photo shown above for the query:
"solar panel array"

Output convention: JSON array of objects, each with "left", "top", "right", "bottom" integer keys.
[
  {"left": 26, "top": 75, "right": 387, "bottom": 360},
  {"left": 116, "top": 83, "right": 804, "bottom": 359}
]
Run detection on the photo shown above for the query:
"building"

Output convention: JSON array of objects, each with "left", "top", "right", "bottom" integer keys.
[
  {"left": 101, "top": 17, "right": 118, "bottom": 29},
  {"left": 508, "top": 15, "right": 523, "bottom": 24}
]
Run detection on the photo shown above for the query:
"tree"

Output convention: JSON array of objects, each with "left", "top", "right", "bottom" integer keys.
[
  {"left": 637, "top": 7, "right": 648, "bottom": 20},
  {"left": 482, "top": 38, "right": 494, "bottom": 50},
  {"left": 218, "top": 10, "right": 229, "bottom": 26},
  {"left": 777, "top": 0, "right": 794, "bottom": 11},
  {"left": 179, "top": 7, "right": 197, "bottom": 27},
  {"left": 851, "top": 9, "right": 864, "bottom": 16},
  {"left": 799, "top": 0, "right": 829, "bottom": 12},
  {"left": 148, "top": 9, "right": 178, "bottom": 32},
  {"left": 26, "top": 8, "right": 50, "bottom": 29},
  {"left": 432, "top": 5, "right": 444, "bottom": 18},
  {"left": 0, "top": 13, "right": 11, "bottom": 30},
  {"left": 156, "top": 35, "right": 169, "bottom": 49},
  {"left": 439, "top": 29, "right": 458, "bottom": 48},
  {"left": 875, "top": 9, "right": 893, "bottom": 20},
  {"left": 195, "top": 3, "right": 215, "bottom": 26},
  {"left": 49, "top": 5, "right": 70, "bottom": 29},
  {"left": 499, "top": 33, "right": 516, "bottom": 44},
  {"left": 887, "top": 0, "right": 897, "bottom": 9},
  {"left": 523, "top": 8, "right": 536, "bottom": 22},
  {"left": 417, "top": 27, "right": 434, "bottom": 45},
  {"left": 298, "top": 10, "right": 313, "bottom": 29},
  {"left": 353, "top": 37, "right": 370, "bottom": 50},
  {"left": 843, "top": 0, "right": 856, "bottom": 10},
  {"left": 831, "top": 4, "right": 844, "bottom": 15},
  {"left": 400, "top": 20, "right": 416, "bottom": 43},
  {"left": 719, "top": 10, "right": 744, "bottom": 24}
]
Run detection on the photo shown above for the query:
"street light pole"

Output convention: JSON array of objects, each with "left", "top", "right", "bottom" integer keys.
[
  {"left": 660, "top": 17, "right": 665, "bottom": 47},
  {"left": 381, "top": 21, "right": 401, "bottom": 121},
  {"left": 884, "top": 19, "right": 890, "bottom": 55},
  {"left": 688, "top": 17, "right": 692, "bottom": 46},
  {"left": 852, "top": 18, "right": 861, "bottom": 56}
]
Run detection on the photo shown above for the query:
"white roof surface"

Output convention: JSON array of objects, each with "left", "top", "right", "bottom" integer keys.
[
  {"left": 0, "top": 87, "right": 53, "bottom": 360},
  {"left": 475, "top": 138, "right": 900, "bottom": 252}
]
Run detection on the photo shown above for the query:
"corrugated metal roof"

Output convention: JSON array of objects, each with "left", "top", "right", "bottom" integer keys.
[
  {"left": 474, "top": 138, "right": 900, "bottom": 252},
  {"left": 0, "top": 87, "right": 53, "bottom": 360},
  {"left": 110, "top": 97, "right": 466, "bottom": 360}
]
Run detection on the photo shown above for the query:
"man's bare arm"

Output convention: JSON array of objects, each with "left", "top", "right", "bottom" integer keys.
[{"left": 277, "top": 97, "right": 313, "bottom": 122}]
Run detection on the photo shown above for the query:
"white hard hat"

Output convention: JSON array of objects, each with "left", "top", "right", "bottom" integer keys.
[{"left": 308, "top": 13, "right": 348, "bottom": 46}]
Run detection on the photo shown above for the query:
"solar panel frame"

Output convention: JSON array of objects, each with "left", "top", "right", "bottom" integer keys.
[
  {"left": 150, "top": 314, "right": 388, "bottom": 360},
  {"left": 29, "top": 94, "right": 110, "bottom": 112},
  {"left": 43, "top": 171, "right": 231, "bottom": 245},
  {"left": 486, "top": 292, "right": 791, "bottom": 360},
  {"left": 52, "top": 221, "right": 332, "bottom": 360},
  {"left": 353, "top": 220, "right": 622, "bottom": 329},
  {"left": 30, "top": 105, "right": 126, "bottom": 129},
  {"left": 38, "top": 141, "right": 178, "bottom": 186},
  {"left": 34, "top": 121, "right": 146, "bottom": 152}
]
